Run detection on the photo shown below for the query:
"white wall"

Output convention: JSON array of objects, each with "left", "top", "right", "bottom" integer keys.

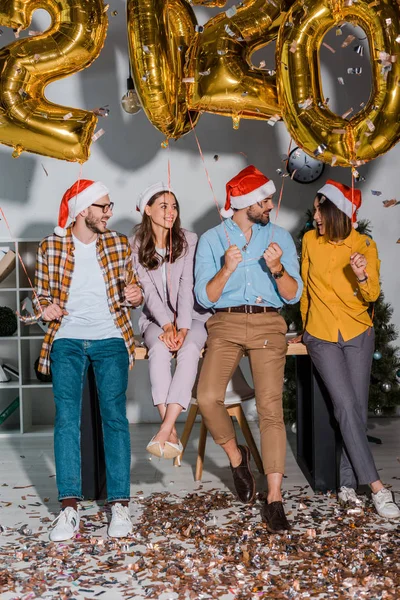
[{"left": 0, "top": 4, "right": 398, "bottom": 422}]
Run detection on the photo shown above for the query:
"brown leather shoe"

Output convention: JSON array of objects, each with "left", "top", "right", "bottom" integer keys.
[
  {"left": 261, "top": 500, "right": 291, "bottom": 533},
  {"left": 230, "top": 445, "right": 256, "bottom": 504}
]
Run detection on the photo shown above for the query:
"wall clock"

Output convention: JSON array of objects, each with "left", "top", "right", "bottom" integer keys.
[{"left": 286, "top": 147, "right": 325, "bottom": 184}]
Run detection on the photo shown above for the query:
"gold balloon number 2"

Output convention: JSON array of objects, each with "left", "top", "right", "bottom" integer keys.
[
  {"left": 128, "top": 0, "right": 400, "bottom": 168},
  {"left": 0, "top": 0, "right": 108, "bottom": 163}
]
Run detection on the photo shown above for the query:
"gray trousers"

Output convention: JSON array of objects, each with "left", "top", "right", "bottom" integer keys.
[{"left": 303, "top": 328, "right": 379, "bottom": 488}]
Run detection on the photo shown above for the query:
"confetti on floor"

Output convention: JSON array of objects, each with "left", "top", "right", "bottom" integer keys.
[{"left": 0, "top": 488, "right": 399, "bottom": 599}]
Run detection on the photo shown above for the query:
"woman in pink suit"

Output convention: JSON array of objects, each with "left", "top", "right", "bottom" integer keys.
[{"left": 131, "top": 183, "right": 209, "bottom": 459}]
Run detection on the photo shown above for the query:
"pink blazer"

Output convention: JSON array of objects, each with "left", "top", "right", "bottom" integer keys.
[{"left": 130, "top": 229, "right": 210, "bottom": 335}]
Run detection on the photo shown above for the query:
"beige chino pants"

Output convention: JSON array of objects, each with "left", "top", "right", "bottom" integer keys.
[{"left": 197, "top": 311, "right": 288, "bottom": 475}]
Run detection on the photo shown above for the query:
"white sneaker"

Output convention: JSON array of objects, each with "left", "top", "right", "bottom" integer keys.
[
  {"left": 338, "top": 486, "right": 364, "bottom": 507},
  {"left": 372, "top": 488, "right": 400, "bottom": 520},
  {"left": 49, "top": 507, "right": 80, "bottom": 541},
  {"left": 108, "top": 503, "right": 133, "bottom": 538}
]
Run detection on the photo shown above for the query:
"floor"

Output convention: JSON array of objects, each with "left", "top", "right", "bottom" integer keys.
[{"left": 0, "top": 419, "right": 399, "bottom": 599}]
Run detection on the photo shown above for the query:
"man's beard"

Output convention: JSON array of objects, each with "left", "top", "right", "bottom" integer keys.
[
  {"left": 85, "top": 214, "right": 106, "bottom": 234},
  {"left": 247, "top": 208, "right": 270, "bottom": 225}
]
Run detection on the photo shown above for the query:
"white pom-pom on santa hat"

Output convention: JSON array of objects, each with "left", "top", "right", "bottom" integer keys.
[
  {"left": 317, "top": 179, "right": 362, "bottom": 226},
  {"left": 54, "top": 180, "right": 110, "bottom": 236},
  {"left": 221, "top": 165, "right": 276, "bottom": 218}
]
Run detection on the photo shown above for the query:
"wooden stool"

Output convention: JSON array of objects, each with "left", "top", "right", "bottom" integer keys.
[{"left": 173, "top": 366, "right": 264, "bottom": 480}]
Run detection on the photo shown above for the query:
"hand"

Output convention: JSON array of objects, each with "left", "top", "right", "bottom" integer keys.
[
  {"left": 224, "top": 245, "right": 243, "bottom": 274},
  {"left": 173, "top": 328, "right": 188, "bottom": 351},
  {"left": 42, "top": 303, "right": 68, "bottom": 322},
  {"left": 263, "top": 242, "right": 283, "bottom": 273},
  {"left": 288, "top": 333, "right": 303, "bottom": 344},
  {"left": 159, "top": 323, "right": 177, "bottom": 350},
  {"left": 350, "top": 252, "right": 367, "bottom": 280},
  {"left": 124, "top": 283, "right": 143, "bottom": 307}
]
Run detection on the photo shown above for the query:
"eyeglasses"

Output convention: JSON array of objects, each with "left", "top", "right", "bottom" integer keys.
[{"left": 91, "top": 202, "right": 114, "bottom": 213}]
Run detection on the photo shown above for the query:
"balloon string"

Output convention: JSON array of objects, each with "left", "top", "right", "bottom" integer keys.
[
  {"left": 166, "top": 145, "right": 176, "bottom": 335},
  {"left": 351, "top": 167, "right": 374, "bottom": 334},
  {"left": 187, "top": 112, "right": 231, "bottom": 247},
  {"left": 270, "top": 138, "right": 293, "bottom": 243},
  {"left": 0, "top": 207, "right": 43, "bottom": 321}
]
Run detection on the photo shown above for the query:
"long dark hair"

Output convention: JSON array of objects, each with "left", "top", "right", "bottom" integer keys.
[
  {"left": 133, "top": 191, "right": 188, "bottom": 270},
  {"left": 316, "top": 194, "right": 352, "bottom": 242}
]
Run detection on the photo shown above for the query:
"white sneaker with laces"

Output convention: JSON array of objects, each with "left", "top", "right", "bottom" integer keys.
[
  {"left": 338, "top": 486, "right": 364, "bottom": 507},
  {"left": 372, "top": 488, "right": 400, "bottom": 519},
  {"left": 49, "top": 507, "right": 80, "bottom": 542},
  {"left": 108, "top": 503, "right": 133, "bottom": 538}
]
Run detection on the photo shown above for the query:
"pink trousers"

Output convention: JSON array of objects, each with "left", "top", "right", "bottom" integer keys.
[{"left": 143, "top": 319, "right": 207, "bottom": 410}]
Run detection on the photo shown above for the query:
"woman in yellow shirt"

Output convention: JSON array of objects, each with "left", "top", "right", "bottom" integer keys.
[{"left": 293, "top": 180, "right": 399, "bottom": 520}]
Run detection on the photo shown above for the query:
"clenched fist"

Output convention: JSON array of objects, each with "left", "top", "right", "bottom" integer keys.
[
  {"left": 224, "top": 245, "right": 243, "bottom": 274},
  {"left": 42, "top": 303, "right": 68, "bottom": 322},
  {"left": 263, "top": 242, "right": 283, "bottom": 273}
]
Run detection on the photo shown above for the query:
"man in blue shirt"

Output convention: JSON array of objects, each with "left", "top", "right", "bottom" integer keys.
[{"left": 195, "top": 165, "right": 302, "bottom": 533}]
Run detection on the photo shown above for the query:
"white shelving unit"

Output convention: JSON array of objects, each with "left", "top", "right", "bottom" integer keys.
[{"left": 0, "top": 239, "right": 54, "bottom": 437}]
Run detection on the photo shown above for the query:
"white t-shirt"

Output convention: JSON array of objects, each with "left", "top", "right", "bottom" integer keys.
[{"left": 55, "top": 235, "right": 122, "bottom": 341}]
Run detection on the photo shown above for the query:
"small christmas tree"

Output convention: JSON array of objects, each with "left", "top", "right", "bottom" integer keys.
[{"left": 282, "top": 214, "right": 400, "bottom": 422}]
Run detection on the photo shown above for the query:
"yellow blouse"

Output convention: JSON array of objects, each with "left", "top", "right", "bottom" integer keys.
[{"left": 300, "top": 228, "right": 380, "bottom": 342}]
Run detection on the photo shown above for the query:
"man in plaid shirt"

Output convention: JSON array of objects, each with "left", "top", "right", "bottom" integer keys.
[{"left": 34, "top": 180, "right": 143, "bottom": 542}]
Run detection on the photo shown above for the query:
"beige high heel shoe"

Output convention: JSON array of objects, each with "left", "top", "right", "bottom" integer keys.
[
  {"left": 163, "top": 440, "right": 183, "bottom": 459},
  {"left": 146, "top": 436, "right": 164, "bottom": 458}
]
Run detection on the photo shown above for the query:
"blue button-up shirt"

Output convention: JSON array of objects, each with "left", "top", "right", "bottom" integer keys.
[{"left": 195, "top": 219, "right": 303, "bottom": 309}]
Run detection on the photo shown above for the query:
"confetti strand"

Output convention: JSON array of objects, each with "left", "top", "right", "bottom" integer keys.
[{"left": 188, "top": 111, "right": 231, "bottom": 247}]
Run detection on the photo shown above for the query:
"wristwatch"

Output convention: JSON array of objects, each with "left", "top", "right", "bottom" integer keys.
[{"left": 272, "top": 264, "right": 285, "bottom": 279}]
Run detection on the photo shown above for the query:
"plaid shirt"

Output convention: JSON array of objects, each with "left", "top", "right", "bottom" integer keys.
[{"left": 34, "top": 226, "right": 136, "bottom": 375}]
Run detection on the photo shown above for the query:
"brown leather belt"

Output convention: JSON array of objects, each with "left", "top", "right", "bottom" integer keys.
[{"left": 215, "top": 305, "right": 278, "bottom": 314}]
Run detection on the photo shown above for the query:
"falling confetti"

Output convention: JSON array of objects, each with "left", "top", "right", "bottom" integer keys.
[
  {"left": 91, "top": 128, "right": 105, "bottom": 142},
  {"left": 347, "top": 67, "right": 362, "bottom": 75},
  {"left": 342, "top": 107, "right": 354, "bottom": 119},
  {"left": 382, "top": 199, "right": 399, "bottom": 208},
  {"left": 314, "top": 144, "right": 327, "bottom": 156},
  {"left": 337, "top": 77, "right": 344, "bottom": 85},
  {"left": 182, "top": 77, "right": 195, "bottom": 83},
  {"left": 298, "top": 97, "right": 313, "bottom": 110},
  {"left": 371, "top": 190, "right": 382, "bottom": 196},
  {"left": 225, "top": 6, "right": 237, "bottom": 17},
  {"left": 63, "top": 112, "right": 73, "bottom": 120},
  {"left": 322, "top": 42, "right": 335, "bottom": 53},
  {"left": 41, "top": 164, "right": 48, "bottom": 177},
  {"left": 341, "top": 34, "right": 355, "bottom": 48},
  {"left": 290, "top": 40, "right": 298, "bottom": 53}
]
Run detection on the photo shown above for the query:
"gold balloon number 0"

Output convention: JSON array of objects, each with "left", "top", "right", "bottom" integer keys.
[
  {"left": 277, "top": 0, "right": 400, "bottom": 167},
  {"left": 0, "top": 0, "right": 108, "bottom": 163},
  {"left": 128, "top": 0, "right": 400, "bottom": 168}
]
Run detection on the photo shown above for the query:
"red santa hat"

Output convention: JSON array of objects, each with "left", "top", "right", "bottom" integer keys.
[
  {"left": 54, "top": 179, "right": 110, "bottom": 237},
  {"left": 221, "top": 165, "right": 276, "bottom": 218},
  {"left": 317, "top": 180, "right": 362, "bottom": 226}
]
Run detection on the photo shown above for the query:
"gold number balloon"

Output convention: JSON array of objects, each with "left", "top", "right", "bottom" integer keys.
[
  {"left": 0, "top": 0, "right": 108, "bottom": 163},
  {"left": 276, "top": 0, "right": 400, "bottom": 167},
  {"left": 186, "top": 0, "right": 292, "bottom": 126},
  {"left": 127, "top": 0, "right": 200, "bottom": 139},
  {"left": 127, "top": 0, "right": 294, "bottom": 138}
]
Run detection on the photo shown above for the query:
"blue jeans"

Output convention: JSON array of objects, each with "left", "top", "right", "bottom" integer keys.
[{"left": 50, "top": 338, "right": 131, "bottom": 502}]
